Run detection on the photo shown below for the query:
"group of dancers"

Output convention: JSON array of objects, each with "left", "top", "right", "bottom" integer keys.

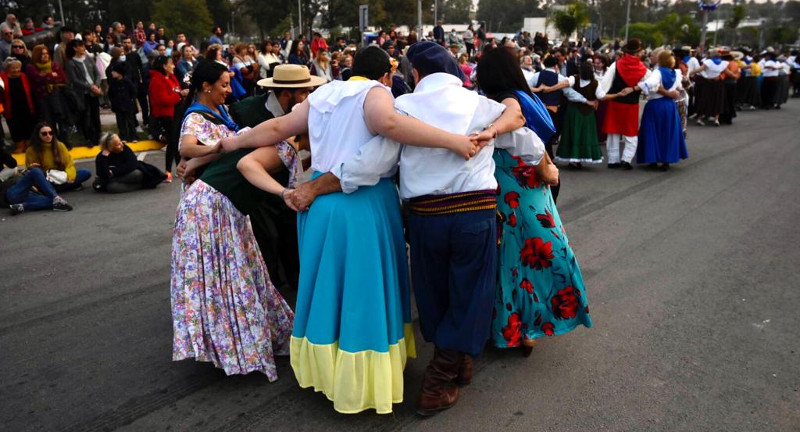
[
  {"left": 171, "top": 41, "right": 712, "bottom": 416},
  {"left": 531, "top": 38, "right": 689, "bottom": 175},
  {"left": 549, "top": 41, "right": 798, "bottom": 176}
]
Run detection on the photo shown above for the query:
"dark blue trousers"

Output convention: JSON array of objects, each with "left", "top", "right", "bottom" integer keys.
[
  {"left": 408, "top": 209, "right": 497, "bottom": 357},
  {"left": 5, "top": 168, "right": 58, "bottom": 210}
]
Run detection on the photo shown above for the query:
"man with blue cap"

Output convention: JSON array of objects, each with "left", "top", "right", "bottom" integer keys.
[{"left": 286, "top": 41, "right": 547, "bottom": 416}]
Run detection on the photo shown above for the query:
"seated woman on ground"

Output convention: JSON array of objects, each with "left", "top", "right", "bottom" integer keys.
[
  {"left": 1, "top": 146, "right": 73, "bottom": 215},
  {"left": 93, "top": 133, "right": 167, "bottom": 193},
  {"left": 25, "top": 122, "right": 91, "bottom": 192}
]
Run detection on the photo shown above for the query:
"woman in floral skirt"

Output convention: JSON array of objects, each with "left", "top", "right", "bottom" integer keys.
[
  {"left": 477, "top": 47, "right": 593, "bottom": 357},
  {"left": 170, "top": 60, "right": 295, "bottom": 381}
]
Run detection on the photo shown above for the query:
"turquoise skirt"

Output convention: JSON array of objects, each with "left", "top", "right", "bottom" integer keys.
[
  {"left": 491, "top": 150, "right": 593, "bottom": 346},
  {"left": 291, "top": 174, "right": 415, "bottom": 414}
]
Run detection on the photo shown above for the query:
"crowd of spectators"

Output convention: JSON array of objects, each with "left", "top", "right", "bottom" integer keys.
[{"left": 1, "top": 13, "right": 798, "bottom": 215}]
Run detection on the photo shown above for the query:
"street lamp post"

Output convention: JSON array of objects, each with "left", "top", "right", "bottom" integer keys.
[
  {"left": 58, "top": 0, "right": 65, "bottom": 25},
  {"left": 624, "top": 0, "right": 632, "bottom": 41},
  {"left": 298, "top": 0, "right": 303, "bottom": 39},
  {"left": 417, "top": 0, "right": 422, "bottom": 37},
  {"left": 700, "top": 9, "right": 708, "bottom": 54}
]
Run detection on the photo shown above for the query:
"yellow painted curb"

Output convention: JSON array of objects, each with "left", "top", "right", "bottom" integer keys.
[{"left": 11, "top": 140, "right": 165, "bottom": 165}]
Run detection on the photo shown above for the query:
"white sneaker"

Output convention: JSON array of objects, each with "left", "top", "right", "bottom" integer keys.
[{"left": 136, "top": 126, "right": 144, "bottom": 133}]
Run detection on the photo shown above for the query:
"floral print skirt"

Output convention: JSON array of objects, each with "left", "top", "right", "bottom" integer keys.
[
  {"left": 491, "top": 149, "right": 593, "bottom": 347},
  {"left": 171, "top": 180, "right": 294, "bottom": 381}
]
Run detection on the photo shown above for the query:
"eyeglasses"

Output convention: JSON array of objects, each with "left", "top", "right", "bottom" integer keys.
[
  {"left": 40, "top": 131, "right": 54, "bottom": 136},
  {"left": 12, "top": 45, "right": 24, "bottom": 49}
]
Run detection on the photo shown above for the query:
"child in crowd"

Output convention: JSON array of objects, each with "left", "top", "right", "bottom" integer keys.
[{"left": 107, "top": 62, "right": 139, "bottom": 142}]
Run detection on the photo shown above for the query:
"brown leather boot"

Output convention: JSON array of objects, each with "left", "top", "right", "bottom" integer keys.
[
  {"left": 416, "top": 348, "right": 460, "bottom": 417},
  {"left": 455, "top": 353, "right": 473, "bottom": 386}
]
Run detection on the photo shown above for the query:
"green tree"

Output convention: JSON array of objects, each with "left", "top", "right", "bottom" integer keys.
[
  {"left": 205, "top": 0, "right": 231, "bottom": 31},
  {"left": 620, "top": 22, "right": 663, "bottom": 46},
  {"left": 442, "top": 0, "right": 473, "bottom": 24},
  {"left": 726, "top": 4, "right": 747, "bottom": 45},
  {"left": 477, "top": 0, "right": 542, "bottom": 32},
  {"left": 152, "top": 0, "right": 214, "bottom": 41},
  {"left": 551, "top": 2, "right": 590, "bottom": 42}
]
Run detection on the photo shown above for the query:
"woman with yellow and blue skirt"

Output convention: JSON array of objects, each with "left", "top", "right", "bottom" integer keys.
[{"left": 220, "top": 46, "right": 482, "bottom": 414}]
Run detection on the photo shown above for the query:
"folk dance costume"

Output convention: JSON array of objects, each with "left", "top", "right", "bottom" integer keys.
[
  {"left": 683, "top": 52, "right": 701, "bottom": 116},
  {"left": 737, "top": 57, "right": 761, "bottom": 109},
  {"left": 675, "top": 61, "right": 690, "bottom": 137},
  {"left": 556, "top": 79, "right": 605, "bottom": 164},
  {"left": 636, "top": 67, "right": 688, "bottom": 168},
  {"left": 760, "top": 57, "right": 781, "bottom": 109},
  {"left": 291, "top": 78, "right": 415, "bottom": 414},
  {"left": 529, "top": 64, "right": 590, "bottom": 198},
  {"left": 719, "top": 58, "right": 740, "bottom": 125},
  {"left": 491, "top": 90, "right": 593, "bottom": 350},
  {"left": 171, "top": 106, "right": 296, "bottom": 380},
  {"left": 599, "top": 43, "right": 650, "bottom": 168},
  {"left": 694, "top": 56, "right": 729, "bottom": 124},
  {"left": 335, "top": 65, "right": 544, "bottom": 415}
]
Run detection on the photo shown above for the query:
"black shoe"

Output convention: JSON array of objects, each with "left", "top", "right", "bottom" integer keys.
[
  {"left": 647, "top": 163, "right": 658, "bottom": 170},
  {"left": 608, "top": 163, "right": 621, "bottom": 169},
  {"left": 9, "top": 204, "right": 24, "bottom": 215},
  {"left": 621, "top": 161, "right": 633, "bottom": 170},
  {"left": 52, "top": 198, "right": 73, "bottom": 212},
  {"left": 658, "top": 163, "right": 670, "bottom": 171}
]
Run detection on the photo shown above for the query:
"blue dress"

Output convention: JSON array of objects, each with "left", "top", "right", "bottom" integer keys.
[
  {"left": 637, "top": 68, "right": 689, "bottom": 164},
  {"left": 291, "top": 173, "right": 415, "bottom": 414},
  {"left": 490, "top": 149, "right": 593, "bottom": 346}
]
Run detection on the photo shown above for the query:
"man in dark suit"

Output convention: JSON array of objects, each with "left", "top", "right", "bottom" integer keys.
[
  {"left": 122, "top": 36, "right": 149, "bottom": 129},
  {"left": 433, "top": 20, "right": 445, "bottom": 46},
  {"left": 229, "top": 64, "right": 326, "bottom": 295}
]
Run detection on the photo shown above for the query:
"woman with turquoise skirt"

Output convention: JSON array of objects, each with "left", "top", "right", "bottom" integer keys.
[{"left": 478, "top": 47, "right": 593, "bottom": 357}]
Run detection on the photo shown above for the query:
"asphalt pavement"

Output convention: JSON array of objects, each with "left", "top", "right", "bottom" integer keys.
[{"left": 1, "top": 100, "right": 799, "bottom": 432}]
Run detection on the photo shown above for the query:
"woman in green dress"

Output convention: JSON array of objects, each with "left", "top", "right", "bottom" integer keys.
[{"left": 556, "top": 61, "right": 631, "bottom": 169}]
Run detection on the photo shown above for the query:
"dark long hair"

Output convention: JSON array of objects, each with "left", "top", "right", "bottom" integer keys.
[
  {"left": 29, "top": 122, "right": 64, "bottom": 169},
  {"left": 176, "top": 59, "right": 229, "bottom": 122},
  {"left": 579, "top": 60, "right": 594, "bottom": 81},
  {"left": 477, "top": 47, "right": 532, "bottom": 98},
  {"left": 151, "top": 55, "right": 170, "bottom": 75}
]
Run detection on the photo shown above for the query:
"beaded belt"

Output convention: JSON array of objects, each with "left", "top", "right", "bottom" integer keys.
[{"left": 409, "top": 190, "right": 497, "bottom": 216}]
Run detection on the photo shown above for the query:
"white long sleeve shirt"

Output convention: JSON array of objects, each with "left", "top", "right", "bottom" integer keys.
[{"left": 333, "top": 73, "right": 545, "bottom": 198}]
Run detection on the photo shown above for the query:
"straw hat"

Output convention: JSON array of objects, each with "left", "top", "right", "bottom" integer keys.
[
  {"left": 257, "top": 64, "right": 327, "bottom": 89},
  {"left": 730, "top": 50, "right": 744, "bottom": 60}
]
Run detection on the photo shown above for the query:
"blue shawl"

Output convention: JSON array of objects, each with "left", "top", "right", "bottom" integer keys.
[
  {"left": 659, "top": 67, "right": 676, "bottom": 90},
  {"left": 512, "top": 90, "right": 556, "bottom": 143},
  {"left": 185, "top": 102, "right": 240, "bottom": 133}
]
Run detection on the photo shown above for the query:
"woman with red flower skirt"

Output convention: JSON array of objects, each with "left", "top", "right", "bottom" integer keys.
[{"left": 478, "top": 47, "right": 593, "bottom": 357}]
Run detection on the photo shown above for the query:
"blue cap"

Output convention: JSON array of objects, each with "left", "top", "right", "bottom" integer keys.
[{"left": 406, "top": 41, "right": 466, "bottom": 82}]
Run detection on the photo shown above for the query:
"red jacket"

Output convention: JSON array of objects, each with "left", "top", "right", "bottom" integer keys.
[
  {"left": 1, "top": 73, "right": 36, "bottom": 120},
  {"left": 148, "top": 70, "right": 181, "bottom": 118}
]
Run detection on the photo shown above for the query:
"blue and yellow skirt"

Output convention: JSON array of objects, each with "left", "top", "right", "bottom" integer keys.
[{"left": 291, "top": 175, "right": 415, "bottom": 414}]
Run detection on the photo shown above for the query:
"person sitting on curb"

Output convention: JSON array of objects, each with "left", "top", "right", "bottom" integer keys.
[
  {"left": 1, "top": 146, "right": 74, "bottom": 215},
  {"left": 25, "top": 122, "right": 91, "bottom": 192},
  {"left": 93, "top": 133, "right": 166, "bottom": 193}
]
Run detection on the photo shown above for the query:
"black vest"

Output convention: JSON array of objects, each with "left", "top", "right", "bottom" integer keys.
[
  {"left": 609, "top": 71, "right": 641, "bottom": 105},
  {"left": 536, "top": 70, "right": 563, "bottom": 106}
]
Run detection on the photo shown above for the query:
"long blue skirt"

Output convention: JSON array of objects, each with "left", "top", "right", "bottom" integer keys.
[
  {"left": 490, "top": 149, "right": 593, "bottom": 346},
  {"left": 636, "top": 97, "right": 689, "bottom": 164},
  {"left": 291, "top": 175, "right": 415, "bottom": 414}
]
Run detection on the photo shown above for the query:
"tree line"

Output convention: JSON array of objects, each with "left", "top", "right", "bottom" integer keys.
[{"left": 6, "top": 0, "right": 799, "bottom": 48}]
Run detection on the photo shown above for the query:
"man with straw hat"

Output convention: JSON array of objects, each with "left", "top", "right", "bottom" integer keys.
[
  {"left": 230, "top": 64, "right": 326, "bottom": 128},
  {"left": 598, "top": 38, "right": 650, "bottom": 170},
  {"left": 228, "top": 64, "right": 326, "bottom": 295}
]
